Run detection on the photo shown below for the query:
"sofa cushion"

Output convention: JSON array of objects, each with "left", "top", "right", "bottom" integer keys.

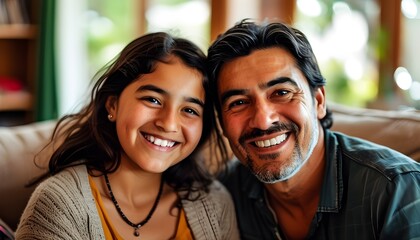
[
  {"left": 329, "top": 103, "right": 420, "bottom": 162},
  {"left": 0, "top": 120, "right": 56, "bottom": 231}
]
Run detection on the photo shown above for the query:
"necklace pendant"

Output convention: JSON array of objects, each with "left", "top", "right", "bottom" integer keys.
[
  {"left": 134, "top": 226, "right": 140, "bottom": 237},
  {"left": 134, "top": 228, "right": 140, "bottom": 237}
]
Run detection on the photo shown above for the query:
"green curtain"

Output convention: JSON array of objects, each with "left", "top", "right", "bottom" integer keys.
[{"left": 35, "top": 0, "right": 58, "bottom": 121}]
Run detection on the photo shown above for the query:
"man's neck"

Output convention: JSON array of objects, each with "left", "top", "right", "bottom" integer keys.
[{"left": 264, "top": 128, "right": 326, "bottom": 239}]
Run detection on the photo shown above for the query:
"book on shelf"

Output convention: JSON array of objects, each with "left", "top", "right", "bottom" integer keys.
[
  {"left": 0, "top": 76, "right": 32, "bottom": 111},
  {"left": 0, "top": 0, "right": 30, "bottom": 25}
]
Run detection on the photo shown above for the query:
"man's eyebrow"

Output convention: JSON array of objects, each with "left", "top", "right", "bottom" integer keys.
[
  {"left": 261, "top": 77, "right": 299, "bottom": 89},
  {"left": 220, "top": 89, "right": 247, "bottom": 105},
  {"left": 220, "top": 77, "right": 299, "bottom": 104},
  {"left": 137, "top": 84, "right": 204, "bottom": 107}
]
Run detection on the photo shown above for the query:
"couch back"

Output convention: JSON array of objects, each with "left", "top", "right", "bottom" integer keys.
[
  {"left": 0, "top": 105, "right": 419, "bottom": 231},
  {"left": 329, "top": 103, "right": 420, "bottom": 161},
  {"left": 0, "top": 120, "right": 55, "bottom": 230}
]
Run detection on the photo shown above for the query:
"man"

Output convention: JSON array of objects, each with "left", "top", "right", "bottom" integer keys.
[{"left": 208, "top": 19, "right": 420, "bottom": 240}]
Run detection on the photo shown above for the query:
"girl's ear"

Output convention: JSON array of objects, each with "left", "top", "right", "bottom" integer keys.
[{"left": 106, "top": 96, "right": 118, "bottom": 121}]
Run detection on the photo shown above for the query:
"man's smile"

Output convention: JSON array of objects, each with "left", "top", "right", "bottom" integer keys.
[{"left": 253, "top": 133, "right": 288, "bottom": 148}]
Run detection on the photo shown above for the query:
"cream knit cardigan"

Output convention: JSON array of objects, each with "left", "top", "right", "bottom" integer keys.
[{"left": 15, "top": 165, "right": 239, "bottom": 240}]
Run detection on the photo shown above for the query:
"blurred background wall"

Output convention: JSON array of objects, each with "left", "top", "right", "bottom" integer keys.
[
  {"left": 0, "top": 0, "right": 419, "bottom": 126},
  {"left": 66, "top": 0, "right": 420, "bottom": 113}
]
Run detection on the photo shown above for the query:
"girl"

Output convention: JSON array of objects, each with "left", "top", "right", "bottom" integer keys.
[{"left": 15, "top": 32, "right": 239, "bottom": 240}]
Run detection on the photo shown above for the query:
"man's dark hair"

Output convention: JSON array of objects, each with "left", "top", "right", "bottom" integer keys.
[{"left": 207, "top": 19, "right": 332, "bottom": 128}]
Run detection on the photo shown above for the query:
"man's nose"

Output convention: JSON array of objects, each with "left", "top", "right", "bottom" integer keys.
[{"left": 248, "top": 99, "right": 279, "bottom": 130}]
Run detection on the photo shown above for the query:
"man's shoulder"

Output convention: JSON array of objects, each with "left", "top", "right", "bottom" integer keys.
[
  {"left": 219, "top": 158, "right": 253, "bottom": 182},
  {"left": 217, "top": 158, "right": 264, "bottom": 199}
]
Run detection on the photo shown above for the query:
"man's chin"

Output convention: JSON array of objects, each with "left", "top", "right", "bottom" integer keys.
[{"left": 249, "top": 160, "right": 302, "bottom": 183}]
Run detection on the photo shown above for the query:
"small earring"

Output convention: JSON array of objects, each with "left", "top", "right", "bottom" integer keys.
[{"left": 107, "top": 114, "right": 113, "bottom": 120}]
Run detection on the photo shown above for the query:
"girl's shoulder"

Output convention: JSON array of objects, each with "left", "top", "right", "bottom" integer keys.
[
  {"left": 30, "top": 165, "right": 90, "bottom": 203},
  {"left": 186, "top": 179, "right": 234, "bottom": 205},
  {"left": 15, "top": 165, "right": 103, "bottom": 239},
  {"left": 207, "top": 179, "right": 231, "bottom": 199},
  {"left": 182, "top": 180, "right": 240, "bottom": 240}
]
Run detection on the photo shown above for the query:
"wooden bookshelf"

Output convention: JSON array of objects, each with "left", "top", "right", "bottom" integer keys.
[
  {"left": 0, "top": 24, "right": 37, "bottom": 39},
  {"left": 0, "top": 0, "right": 40, "bottom": 126},
  {"left": 0, "top": 91, "right": 32, "bottom": 111}
]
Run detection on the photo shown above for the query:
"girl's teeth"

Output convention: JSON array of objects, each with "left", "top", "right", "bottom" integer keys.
[{"left": 145, "top": 134, "right": 175, "bottom": 147}]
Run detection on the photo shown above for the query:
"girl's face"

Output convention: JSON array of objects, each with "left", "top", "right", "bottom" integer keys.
[{"left": 106, "top": 56, "right": 205, "bottom": 173}]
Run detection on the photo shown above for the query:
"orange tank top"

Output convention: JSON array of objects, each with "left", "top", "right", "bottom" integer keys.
[{"left": 89, "top": 175, "right": 193, "bottom": 240}]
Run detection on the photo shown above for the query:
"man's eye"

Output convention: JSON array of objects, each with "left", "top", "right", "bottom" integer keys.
[
  {"left": 271, "top": 89, "right": 294, "bottom": 102},
  {"left": 228, "top": 99, "right": 246, "bottom": 109},
  {"left": 275, "top": 89, "right": 290, "bottom": 96},
  {"left": 225, "top": 99, "right": 249, "bottom": 112}
]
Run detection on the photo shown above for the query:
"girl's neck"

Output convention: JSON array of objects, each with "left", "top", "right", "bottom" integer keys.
[{"left": 107, "top": 165, "right": 163, "bottom": 202}]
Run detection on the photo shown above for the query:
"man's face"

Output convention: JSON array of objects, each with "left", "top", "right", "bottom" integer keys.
[{"left": 217, "top": 47, "right": 326, "bottom": 183}]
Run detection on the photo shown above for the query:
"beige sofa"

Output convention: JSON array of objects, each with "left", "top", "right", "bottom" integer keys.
[{"left": 1, "top": 104, "right": 420, "bottom": 233}]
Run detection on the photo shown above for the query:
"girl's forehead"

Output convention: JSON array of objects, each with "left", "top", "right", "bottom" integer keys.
[{"left": 125, "top": 58, "right": 205, "bottom": 100}]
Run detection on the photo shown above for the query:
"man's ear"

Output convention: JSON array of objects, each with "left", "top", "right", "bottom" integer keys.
[
  {"left": 315, "top": 86, "right": 327, "bottom": 119},
  {"left": 106, "top": 96, "right": 118, "bottom": 121}
]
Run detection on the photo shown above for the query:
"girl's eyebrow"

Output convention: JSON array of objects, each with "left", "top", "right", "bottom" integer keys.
[
  {"left": 137, "top": 84, "right": 165, "bottom": 94},
  {"left": 137, "top": 84, "right": 204, "bottom": 107},
  {"left": 186, "top": 97, "right": 205, "bottom": 108}
]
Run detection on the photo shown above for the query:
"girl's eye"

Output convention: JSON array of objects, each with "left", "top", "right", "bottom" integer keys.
[
  {"left": 142, "top": 97, "right": 161, "bottom": 105},
  {"left": 183, "top": 108, "right": 200, "bottom": 116}
]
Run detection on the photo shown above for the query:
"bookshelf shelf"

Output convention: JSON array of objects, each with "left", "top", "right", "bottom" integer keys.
[
  {"left": 0, "top": 24, "right": 37, "bottom": 39},
  {"left": 0, "top": 91, "right": 32, "bottom": 111}
]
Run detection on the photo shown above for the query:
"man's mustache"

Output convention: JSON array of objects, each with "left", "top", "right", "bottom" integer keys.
[{"left": 239, "top": 122, "right": 299, "bottom": 144}]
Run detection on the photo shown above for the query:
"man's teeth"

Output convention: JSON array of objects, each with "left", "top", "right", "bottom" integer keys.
[
  {"left": 255, "top": 134, "right": 287, "bottom": 148},
  {"left": 145, "top": 135, "right": 175, "bottom": 147}
]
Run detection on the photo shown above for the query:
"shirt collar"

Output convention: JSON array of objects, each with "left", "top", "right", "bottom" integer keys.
[{"left": 318, "top": 129, "right": 343, "bottom": 213}]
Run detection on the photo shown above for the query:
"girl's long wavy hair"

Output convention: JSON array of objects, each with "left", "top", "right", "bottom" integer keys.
[{"left": 34, "top": 32, "right": 228, "bottom": 199}]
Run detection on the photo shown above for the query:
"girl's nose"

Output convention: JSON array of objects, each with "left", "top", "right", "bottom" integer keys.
[{"left": 155, "top": 108, "right": 179, "bottom": 132}]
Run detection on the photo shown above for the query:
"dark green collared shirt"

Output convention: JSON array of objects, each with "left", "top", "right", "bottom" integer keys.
[{"left": 221, "top": 130, "right": 420, "bottom": 240}]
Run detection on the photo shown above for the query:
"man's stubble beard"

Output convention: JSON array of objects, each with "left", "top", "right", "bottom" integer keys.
[{"left": 240, "top": 116, "right": 320, "bottom": 184}]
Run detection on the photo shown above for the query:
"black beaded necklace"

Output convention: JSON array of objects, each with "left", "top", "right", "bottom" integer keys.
[{"left": 104, "top": 174, "right": 164, "bottom": 237}]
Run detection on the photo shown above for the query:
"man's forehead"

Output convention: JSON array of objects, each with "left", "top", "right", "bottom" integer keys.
[
  {"left": 218, "top": 48, "right": 299, "bottom": 87},
  {"left": 220, "top": 48, "right": 293, "bottom": 75}
]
